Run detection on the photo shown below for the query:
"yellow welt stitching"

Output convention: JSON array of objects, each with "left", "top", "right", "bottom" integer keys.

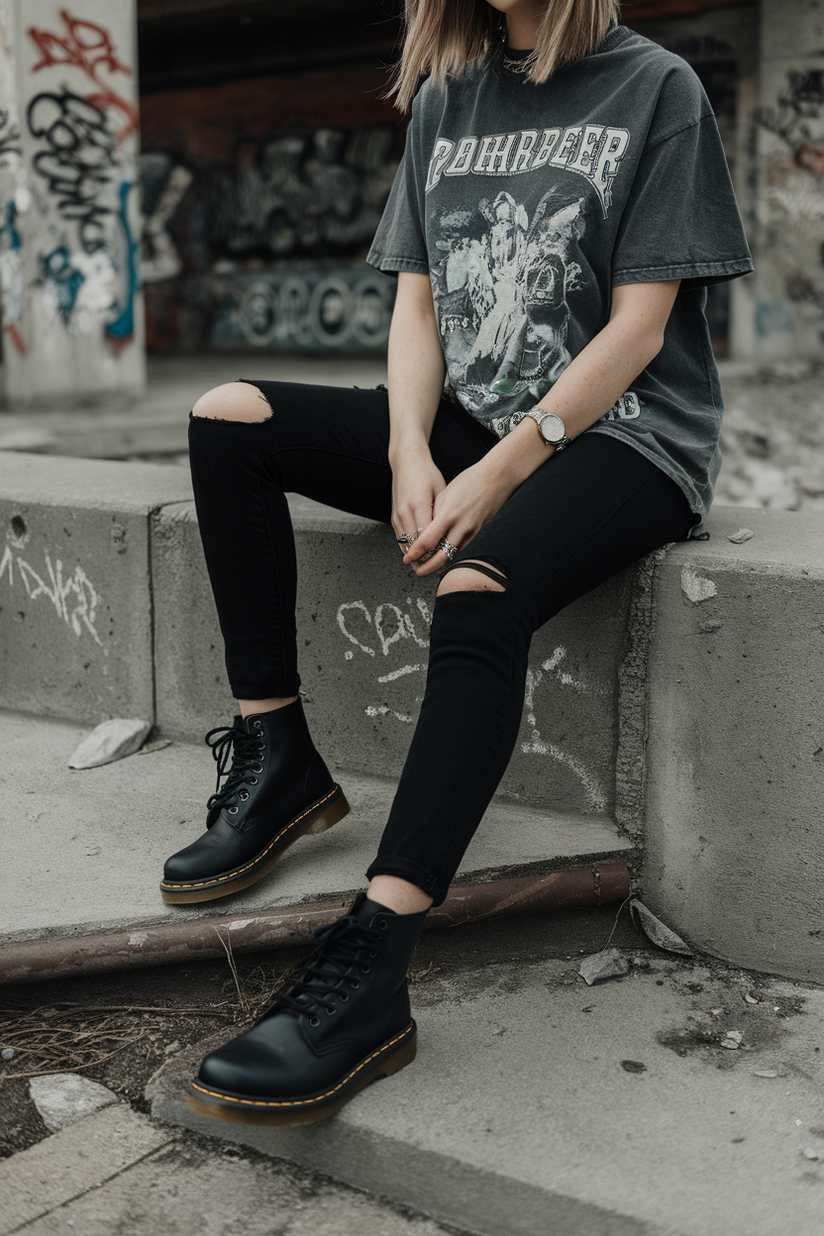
[
  {"left": 161, "top": 786, "right": 340, "bottom": 890},
  {"left": 190, "top": 1024, "right": 414, "bottom": 1109}
]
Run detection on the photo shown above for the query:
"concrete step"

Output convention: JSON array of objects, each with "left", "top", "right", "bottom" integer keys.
[
  {"left": 3, "top": 449, "right": 824, "bottom": 983},
  {"left": 0, "top": 710, "right": 630, "bottom": 960},
  {"left": 147, "top": 951, "right": 824, "bottom": 1236}
]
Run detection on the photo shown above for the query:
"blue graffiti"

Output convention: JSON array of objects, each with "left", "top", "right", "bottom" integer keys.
[
  {"left": 2, "top": 201, "right": 21, "bottom": 250},
  {"left": 105, "top": 180, "right": 139, "bottom": 346},
  {"left": 41, "top": 245, "right": 85, "bottom": 323}
]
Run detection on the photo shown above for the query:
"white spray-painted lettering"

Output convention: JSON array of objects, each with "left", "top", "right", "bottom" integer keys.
[
  {"left": 338, "top": 600, "right": 607, "bottom": 806},
  {"left": 0, "top": 543, "right": 104, "bottom": 646},
  {"left": 519, "top": 653, "right": 608, "bottom": 812}
]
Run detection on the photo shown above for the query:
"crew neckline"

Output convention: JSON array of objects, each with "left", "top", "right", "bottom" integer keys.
[{"left": 501, "top": 23, "right": 629, "bottom": 69}]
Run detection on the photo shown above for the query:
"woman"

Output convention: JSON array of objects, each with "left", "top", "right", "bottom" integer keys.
[{"left": 172, "top": 0, "right": 752, "bottom": 1127}]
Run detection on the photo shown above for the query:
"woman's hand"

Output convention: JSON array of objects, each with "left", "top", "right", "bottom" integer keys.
[
  {"left": 402, "top": 454, "right": 520, "bottom": 576},
  {"left": 390, "top": 445, "right": 447, "bottom": 545}
]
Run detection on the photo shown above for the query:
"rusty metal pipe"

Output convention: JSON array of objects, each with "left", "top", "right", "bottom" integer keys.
[{"left": 0, "top": 863, "right": 629, "bottom": 987}]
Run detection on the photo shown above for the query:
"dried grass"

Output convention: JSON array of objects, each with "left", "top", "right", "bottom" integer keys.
[{"left": 0, "top": 947, "right": 299, "bottom": 1083}]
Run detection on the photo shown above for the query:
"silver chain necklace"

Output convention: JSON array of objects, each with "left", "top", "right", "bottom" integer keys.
[{"left": 500, "top": 37, "right": 533, "bottom": 75}]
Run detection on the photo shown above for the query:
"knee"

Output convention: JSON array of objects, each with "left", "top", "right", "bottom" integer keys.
[
  {"left": 436, "top": 559, "right": 507, "bottom": 598},
  {"left": 191, "top": 382, "right": 271, "bottom": 423}
]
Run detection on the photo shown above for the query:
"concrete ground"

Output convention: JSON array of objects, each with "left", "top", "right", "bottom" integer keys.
[
  {"left": 2, "top": 947, "right": 821, "bottom": 1236},
  {"left": 0, "top": 710, "right": 629, "bottom": 958},
  {"left": 0, "top": 353, "right": 388, "bottom": 461},
  {"left": 0, "top": 1103, "right": 464, "bottom": 1236}
]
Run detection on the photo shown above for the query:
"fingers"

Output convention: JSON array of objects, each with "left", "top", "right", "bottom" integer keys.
[{"left": 403, "top": 517, "right": 463, "bottom": 575}]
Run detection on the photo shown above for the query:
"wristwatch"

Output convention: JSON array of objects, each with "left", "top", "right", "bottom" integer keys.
[{"left": 523, "top": 407, "right": 572, "bottom": 451}]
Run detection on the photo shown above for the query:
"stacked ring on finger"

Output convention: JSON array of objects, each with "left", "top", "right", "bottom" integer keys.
[
  {"left": 436, "top": 538, "right": 459, "bottom": 561},
  {"left": 396, "top": 530, "right": 422, "bottom": 556}
]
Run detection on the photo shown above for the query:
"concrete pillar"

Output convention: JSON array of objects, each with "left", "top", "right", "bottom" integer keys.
[
  {"left": 737, "top": 0, "right": 824, "bottom": 361},
  {"left": 0, "top": 1, "right": 144, "bottom": 408}
]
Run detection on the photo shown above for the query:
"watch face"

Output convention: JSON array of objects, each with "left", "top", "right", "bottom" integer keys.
[{"left": 540, "top": 412, "right": 566, "bottom": 444}]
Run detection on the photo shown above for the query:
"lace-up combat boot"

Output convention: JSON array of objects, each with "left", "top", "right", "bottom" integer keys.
[
  {"left": 160, "top": 699, "right": 349, "bottom": 904},
  {"left": 187, "top": 894, "right": 427, "bottom": 1126}
]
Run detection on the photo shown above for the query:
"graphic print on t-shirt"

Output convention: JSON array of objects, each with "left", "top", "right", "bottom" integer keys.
[
  {"left": 425, "top": 125, "right": 631, "bottom": 218},
  {"left": 432, "top": 185, "right": 597, "bottom": 434}
]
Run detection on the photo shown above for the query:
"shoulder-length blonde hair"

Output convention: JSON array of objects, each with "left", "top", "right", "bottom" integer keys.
[{"left": 388, "top": 0, "right": 621, "bottom": 112}]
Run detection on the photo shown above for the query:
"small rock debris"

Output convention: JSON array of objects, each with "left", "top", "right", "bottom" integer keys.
[{"left": 578, "top": 948, "right": 630, "bottom": 986}]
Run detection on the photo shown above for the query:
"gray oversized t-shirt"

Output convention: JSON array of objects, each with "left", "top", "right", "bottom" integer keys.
[{"left": 367, "top": 25, "right": 753, "bottom": 522}]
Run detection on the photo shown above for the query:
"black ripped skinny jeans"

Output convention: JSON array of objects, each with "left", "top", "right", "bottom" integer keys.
[{"left": 189, "top": 381, "right": 693, "bottom": 905}]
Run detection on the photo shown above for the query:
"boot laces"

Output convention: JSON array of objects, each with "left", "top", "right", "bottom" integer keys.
[
  {"left": 204, "top": 723, "right": 265, "bottom": 814},
  {"left": 267, "top": 916, "right": 385, "bottom": 1021}
]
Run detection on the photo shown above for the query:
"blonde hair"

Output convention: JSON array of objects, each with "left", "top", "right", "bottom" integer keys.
[{"left": 388, "top": 0, "right": 621, "bottom": 112}]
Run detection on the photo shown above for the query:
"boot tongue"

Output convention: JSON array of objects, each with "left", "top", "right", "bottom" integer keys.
[{"left": 349, "top": 893, "right": 396, "bottom": 923}]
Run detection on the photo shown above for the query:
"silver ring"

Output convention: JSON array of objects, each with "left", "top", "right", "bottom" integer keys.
[
  {"left": 396, "top": 533, "right": 414, "bottom": 546},
  {"left": 436, "top": 538, "right": 458, "bottom": 561}
]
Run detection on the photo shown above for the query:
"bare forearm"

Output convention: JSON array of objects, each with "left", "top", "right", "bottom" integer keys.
[
  {"left": 387, "top": 274, "right": 446, "bottom": 466},
  {"left": 484, "top": 280, "right": 681, "bottom": 490}
]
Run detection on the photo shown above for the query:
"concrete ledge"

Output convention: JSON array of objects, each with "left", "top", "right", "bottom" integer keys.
[
  {"left": 644, "top": 506, "right": 824, "bottom": 982},
  {"left": 152, "top": 493, "right": 639, "bottom": 819},
  {"left": 0, "top": 453, "right": 191, "bottom": 723},
  {"left": 3, "top": 455, "right": 824, "bottom": 981}
]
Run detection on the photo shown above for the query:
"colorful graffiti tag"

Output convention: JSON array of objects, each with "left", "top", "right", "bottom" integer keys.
[
  {"left": 19, "top": 9, "right": 139, "bottom": 351},
  {"left": 755, "top": 69, "right": 824, "bottom": 340},
  {"left": 139, "top": 67, "right": 404, "bottom": 351},
  {"left": 27, "top": 7, "right": 137, "bottom": 140},
  {"left": 206, "top": 268, "right": 396, "bottom": 352},
  {"left": 139, "top": 127, "right": 400, "bottom": 351}
]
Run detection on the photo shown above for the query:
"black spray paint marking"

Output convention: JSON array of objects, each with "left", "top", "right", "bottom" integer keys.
[
  {"left": 0, "top": 109, "right": 22, "bottom": 166},
  {"left": 27, "top": 88, "right": 118, "bottom": 254}
]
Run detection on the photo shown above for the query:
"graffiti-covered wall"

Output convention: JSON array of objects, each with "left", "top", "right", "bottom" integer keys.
[
  {"left": 0, "top": 1, "right": 144, "bottom": 406},
  {"left": 139, "top": 67, "right": 404, "bottom": 353},
  {"left": 751, "top": 0, "right": 824, "bottom": 359}
]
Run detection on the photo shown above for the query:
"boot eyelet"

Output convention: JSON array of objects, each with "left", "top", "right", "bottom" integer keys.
[
  {"left": 309, "top": 1015, "right": 320, "bottom": 1027},
  {"left": 338, "top": 992, "right": 349, "bottom": 1002},
  {"left": 369, "top": 949, "right": 377, "bottom": 958},
  {"left": 349, "top": 979, "right": 360, "bottom": 990},
  {"left": 228, "top": 807, "right": 239, "bottom": 815},
  {"left": 325, "top": 1006, "right": 336, "bottom": 1016},
  {"left": 249, "top": 777, "right": 258, "bottom": 785},
  {"left": 253, "top": 764, "right": 263, "bottom": 774},
  {"left": 360, "top": 964, "right": 371, "bottom": 974},
  {"left": 376, "top": 919, "right": 388, "bottom": 930},
  {"left": 254, "top": 720, "right": 263, "bottom": 729},
  {"left": 239, "top": 791, "right": 249, "bottom": 801}
]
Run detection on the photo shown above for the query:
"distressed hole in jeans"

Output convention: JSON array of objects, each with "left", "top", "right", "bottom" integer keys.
[
  {"left": 191, "top": 381, "right": 273, "bottom": 423},
  {"left": 436, "top": 559, "right": 508, "bottom": 596}
]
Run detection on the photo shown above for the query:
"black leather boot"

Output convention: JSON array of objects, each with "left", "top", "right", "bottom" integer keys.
[
  {"left": 187, "top": 894, "right": 427, "bottom": 1126},
  {"left": 161, "top": 699, "right": 349, "bottom": 904}
]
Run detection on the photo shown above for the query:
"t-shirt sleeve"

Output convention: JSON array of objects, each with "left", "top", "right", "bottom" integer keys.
[
  {"left": 611, "top": 113, "right": 753, "bottom": 290},
  {"left": 366, "top": 103, "right": 429, "bottom": 276}
]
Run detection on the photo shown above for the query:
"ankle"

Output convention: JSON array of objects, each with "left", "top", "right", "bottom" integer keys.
[
  {"left": 238, "top": 696, "right": 299, "bottom": 718},
  {"left": 367, "top": 875, "right": 433, "bottom": 915}
]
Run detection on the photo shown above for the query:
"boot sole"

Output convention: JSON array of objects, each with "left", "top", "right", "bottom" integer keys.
[
  {"left": 186, "top": 1021, "right": 417, "bottom": 1127},
  {"left": 160, "top": 784, "right": 350, "bottom": 905}
]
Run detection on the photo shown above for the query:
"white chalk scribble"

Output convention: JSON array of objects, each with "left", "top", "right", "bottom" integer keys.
[{"left": 0, "top": 544, "right": 104, "bottom": 646}]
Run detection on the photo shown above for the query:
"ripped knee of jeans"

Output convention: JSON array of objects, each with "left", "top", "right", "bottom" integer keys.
[
  {"left": 436, "top": 557, "right": 508, "bottom": 597},
  {"left": 191, "top": 380, "right": 273, "bottom": 423}
]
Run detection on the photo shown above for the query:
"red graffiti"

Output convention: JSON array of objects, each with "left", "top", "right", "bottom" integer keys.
[
  {"left": 27, "top": 9, "right": 137, "bottom": 142},
  {"left": 5, "top": 323, "right": 26, "bottom": 354},
  {"left": 795, "top": 142, "right": 824, "bottom": 176}
]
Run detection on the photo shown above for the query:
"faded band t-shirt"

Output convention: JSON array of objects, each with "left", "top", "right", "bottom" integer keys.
[{"left": 366, "top": 25, "right": 753, "bottom": 522}]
